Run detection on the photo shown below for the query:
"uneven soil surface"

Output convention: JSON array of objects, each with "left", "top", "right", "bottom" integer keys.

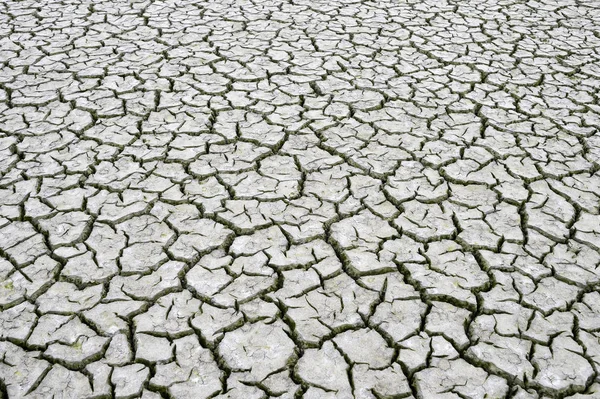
[{"left": 1, "top": 0, "right": 600, "bottom": 398}]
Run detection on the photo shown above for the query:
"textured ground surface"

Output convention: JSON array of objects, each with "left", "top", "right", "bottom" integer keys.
[{"left": 1, "top": 0, "right": 600, "bottom": 398}]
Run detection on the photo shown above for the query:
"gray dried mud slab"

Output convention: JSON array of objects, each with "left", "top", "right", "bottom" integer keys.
[{"left": 1, "top": 0, "right": 600, "bottom": 397}]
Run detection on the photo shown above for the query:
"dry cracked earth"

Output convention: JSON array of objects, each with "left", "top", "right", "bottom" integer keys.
[{"left": 1, "top": 0, "right": 600, "bottom": 398}]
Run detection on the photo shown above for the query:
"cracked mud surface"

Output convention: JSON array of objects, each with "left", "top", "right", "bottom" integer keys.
[{"left": 1, "top": 0, "right": 600, "bottom": 398}]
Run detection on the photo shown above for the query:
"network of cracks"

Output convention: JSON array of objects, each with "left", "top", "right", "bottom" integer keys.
[{"left": 1, "top": 0, "right": 600, "bottom": 398}]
